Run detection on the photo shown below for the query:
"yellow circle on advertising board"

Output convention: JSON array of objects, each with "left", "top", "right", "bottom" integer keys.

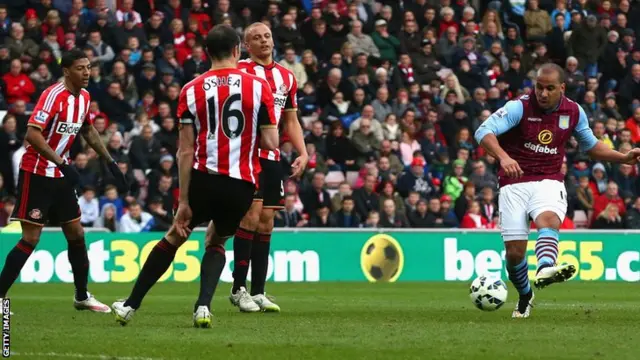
[{"left": 360, "top": 234, "right": 405, "bottom": 282}]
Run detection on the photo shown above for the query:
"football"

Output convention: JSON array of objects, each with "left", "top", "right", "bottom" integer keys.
[
  {"left": 469, "top": 275, "right": 508, "bottom": 311},
  {"left": 360, "top": 235, "right": 404, "bottom": 282}
]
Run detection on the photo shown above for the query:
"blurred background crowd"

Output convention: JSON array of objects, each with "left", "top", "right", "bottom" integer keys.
[{"left": 0, "top": 0, "right": 640, "bottom": 232}]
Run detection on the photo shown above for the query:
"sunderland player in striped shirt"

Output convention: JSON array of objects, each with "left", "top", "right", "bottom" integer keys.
[
  {"left": 205, "top": 22, "right": 309, "bottom": 313},
  {"left": 0, "top": 49, "right": 127, "bottom": 313},
  {"left": 475, "top": 63, "right": 640, "bottom": 318},
  {"left": 112, "top": 25, "right": 279, "bottom": 327}
]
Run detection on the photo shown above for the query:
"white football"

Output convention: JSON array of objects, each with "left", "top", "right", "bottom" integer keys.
[{"left": 469, "top": 275, "right": 508, "bottom": 311}]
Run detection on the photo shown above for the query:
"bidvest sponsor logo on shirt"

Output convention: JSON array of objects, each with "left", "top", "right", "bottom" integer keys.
[{"left": 55, "top": 122, "right": 83, "bottom": 135}]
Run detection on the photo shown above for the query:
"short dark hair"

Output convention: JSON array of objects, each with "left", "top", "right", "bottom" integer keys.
[
  {"left": 61, "top": 49, "right": 88, "bottom": 69},
  {"left": 205, "top": 25, "right": 240, "bottom": 61},
  {"left": 342, "top": 195, "right": 354, "bottom": 203},
  {"left": 537, "top": 62, "right": 566, "bottom": 84}
]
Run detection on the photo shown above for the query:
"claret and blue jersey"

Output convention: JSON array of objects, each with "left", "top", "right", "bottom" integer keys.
[{"left": 474, "top": 94, "right": 599, "bottom": 186}]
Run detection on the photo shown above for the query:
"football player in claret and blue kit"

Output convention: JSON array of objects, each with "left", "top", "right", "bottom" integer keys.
[{"left": 475, "top": 63, "right": 640, "bottom": 318}]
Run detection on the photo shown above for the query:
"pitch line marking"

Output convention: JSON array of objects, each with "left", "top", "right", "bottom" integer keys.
[{"left": 11, "top": 352, "right": 163, "bottom": 360}]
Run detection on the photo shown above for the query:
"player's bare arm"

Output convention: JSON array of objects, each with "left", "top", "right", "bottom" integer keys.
[
  {"left": 25, "top": 125, "right": 65, "bottom": 166},
  {"left": 283, "top": 110, "right": 308, "bottom": 178},
  {"left": 175, "top": 122, "right": 195, "bottom": 238},
  {"left": 80, "top": 122, "right": 114, "bottom": 162},
  {"left": 260, "top": 125, "right": 279, "bottom": 150},
  {"left": 587, "top": 141, "right": 640, "bottom": 164},
  {"left": 478, "top": 134, "right": 523, "bottom": 178}
]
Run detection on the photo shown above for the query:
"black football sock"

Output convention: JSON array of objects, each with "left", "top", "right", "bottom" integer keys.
[
  {"left": 250, "top": 232, "right": 271, "bottom": 296},
  {"left": 232, "top": 227, "right": 254, "bottom": 293},
  {"left": 124, "top": 238, "right": 176, "bottom": 309},
  {"left": 67, "top": 240, "right": 89, "bottom": 301},
  {"left": 0, "top": 239, "right": 34, "bottom": 297},
  {"left": 194, "top": 244, "right": 227, "bottom": 312}
]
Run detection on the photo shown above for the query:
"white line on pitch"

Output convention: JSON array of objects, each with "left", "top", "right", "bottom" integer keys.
[{"left": 11, "top": 352, "right": 162, "bottom": 360}]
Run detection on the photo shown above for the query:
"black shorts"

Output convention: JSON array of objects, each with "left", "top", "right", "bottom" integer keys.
[
  {"left": 11, "top": 170, "right": 81, "bottom": 226},
  {"left": 255, "top": 158, "right": 284, "bottom": 209},
  {"left": 188, "top": 169, "right": 256, "bottom": 237}
]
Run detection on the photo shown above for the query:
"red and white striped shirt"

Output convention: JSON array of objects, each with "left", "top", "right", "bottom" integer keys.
[
  {"left": 177, "top": 68, "right": 277, "bottom": 185},
  {"left": 21, "top": 82, "right": 91, "bottom": 178},
  {"left": 238, "top": 59, "right": 298, "bottom": 161}
]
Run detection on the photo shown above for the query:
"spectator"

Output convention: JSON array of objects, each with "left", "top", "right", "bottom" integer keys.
[
  {"left": 380, "top": 198, "right": 409, "bottom": 228},
  {"left": 592, "top": 203, "right": 625, "bottom": 229},
  {"left": 325, "top": 122, "right": 356, "bottom": 172},
  {"left": 275, "top": 194, "right": 306, "bottom": 228},
  {"left": 129, "top": 125, "right": 162, "bottom": 171},
  {"left": 94, "top": 203, "right": 119, "bottom": 232},
  {"left": 78, "top": 186, "right": 99, "bottom": 227},
  {"left": 593, "top": 181, "right": 626, "bottom": 224},
  {"left": 371, "top": 19, "right": 400, "bottom": 63},
  {"left": 302, "top": 172, "right": 332, "bottom": 215},
  {"left": 352, "top": 174, "right": 379, "bottom": 220},
  {"left": 460, "top": 200, "right": 490, "bottom": 228},
  {"left": 351, "top": 117, "right": 381, "bottom": 163},
  {"left": 625, "top": 197, "right": 640, "bottom": 229},
  {"left": 120, "top": 202, "right": 154, "bottom": 232},
  {"left": 307, "top": 205, "right": 335, "bottom": 227},
  {"left": 146, "top": 196, "right": 171, "bottom": 232},
  {"left": 347, "top": 20, "right": 379, "bottom": 58},
  {"left": 331, "top": 195, "right": 361, "bottom": 228},
  {"left": 0, "top": 196, "right": 14, "bottom": 227},
  {"left": 568, "top": 14, "right": 607, "bottom": 78},
  {"left": 397, "top": 157, "right": 434, "bottom": 199},
  {"left": 408, "top": 198, "right": 431, "bottom": 228},
  {"left": 2, "top": 59, "right": 35, "bottom": 106},
  {"left": 444, "top": 159, "right": 469, "bottom": 202},
  {"left": 576, "top": 175, "right": 595, "bottom": 216}
]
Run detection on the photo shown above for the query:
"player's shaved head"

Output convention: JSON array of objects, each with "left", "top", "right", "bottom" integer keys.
[
  {"left": 244, "top": 22, "right": 270, "bottom": 42},
  {"left": 537, "top": 63, "right": 565, "bottom": 84},
  {"left": 534, "top": 62, "right": 566, "bottom": 110},
  {"left": 244, "top": 22, "right": 274, "bottom": 61}
]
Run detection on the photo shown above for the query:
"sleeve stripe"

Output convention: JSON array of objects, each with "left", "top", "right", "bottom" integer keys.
[
  {"left": 27, "top": 123, "right": 43, "bottom": 130},
  {"left": 43, "top": 83, "right": 64, "bottom": 112}
]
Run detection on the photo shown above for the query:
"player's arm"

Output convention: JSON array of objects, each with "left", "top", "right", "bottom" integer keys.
[
  {"left": 282, "top": 77, "right": 308, "bottom": 177},
  {"left": 81, "top": 122, "right": 114, "bottom": 162},
  {"left": 474, "top": 100, "right": 523, "bottom": 159},
  {"left": 176, "top": 91, "right": 195, "bottom": 205},
  {"left": 474, "top": 100, "right": 524, "bottom": 177},
  {"left": 258, "top": 81, "right": 279, "bottom": 151},
  {"left": 25, "top": 92, "right": 64, "bottom": 166},
  {"left": 25, "top": 127, "right": 64, "bottom": 165},
  {"left": 577, "top": 106, "right": 638, "bottom": 163}
]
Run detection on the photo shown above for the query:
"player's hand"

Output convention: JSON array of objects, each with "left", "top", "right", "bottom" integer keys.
[
  {"left": 107, "top": 160, "right": 129, "bottom": 192},
  {"left": 623, "top": 148, "right": 640, "bottom": 165},
  {"left": 174, "top": 202, "right": 192, "bottom": 238},
  {"left": 290, "top": 154, "right": 309, "bottom": 178},
  {"left": 58, "top": 163, "right": 80, "bottom": 187},
  {"left": 500, "top": 156, "right": 524, "bottom": 178}
]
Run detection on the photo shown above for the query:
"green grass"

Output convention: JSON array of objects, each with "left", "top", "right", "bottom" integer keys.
[{"left": 6, "top": 282, "right": 640, "bottom": 360}]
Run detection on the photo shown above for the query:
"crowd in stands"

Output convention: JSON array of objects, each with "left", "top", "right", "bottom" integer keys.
[{"left": 1, "top": 0, "right": 640, "bottom": 232}]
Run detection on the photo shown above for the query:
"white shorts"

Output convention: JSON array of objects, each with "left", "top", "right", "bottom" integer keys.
[{"left": 498, "top": 179, "right": 567, "bottom": 241}]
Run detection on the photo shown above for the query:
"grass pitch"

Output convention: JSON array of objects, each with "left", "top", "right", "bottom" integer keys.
[{"left": 6, "top": 282, "right": 640, "bottom": 360}]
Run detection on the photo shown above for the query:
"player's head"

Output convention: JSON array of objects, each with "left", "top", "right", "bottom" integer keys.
[
  {"left": 244, "top": 22, "right": 274, "bottom": 60},
  {"left": 534, "top": 63, "right": 565, "bottom": 110},
  {"left": 61, "top": 48, "right": 90, "bottom": 89},
  {"left": 205, "top": 25, "right": 241, "bottom": 63}
]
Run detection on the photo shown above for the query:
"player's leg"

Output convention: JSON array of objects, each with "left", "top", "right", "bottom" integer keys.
[
  {"left": 113, "top": 169, "right": 208, "bottom": 325},
  {"left": 194, "top": 176, "right": 257, "bottom": 326},
  {"left": 193, "top": 224, "right": 229, "bottom": 328},
  {"left": 61, "top": 220, "right": 110, "bottom": 312},
  {"left": 0, "top": 171, "right": 48, "bottom": 301},
  {"left": 228, "top": 200, "right": 261, "bottom": 311},
  {"left": 499, "top": 183, "right": 535, "bottom": 318},
  {"left": 250, "top": 208, "right": 280, "bottom": 312},
  {"left": 530, "top": 180, "right": 574, "bottom": 289},
  {"left": 56, "top": 178, "right": 110, "bottom": 312}
]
